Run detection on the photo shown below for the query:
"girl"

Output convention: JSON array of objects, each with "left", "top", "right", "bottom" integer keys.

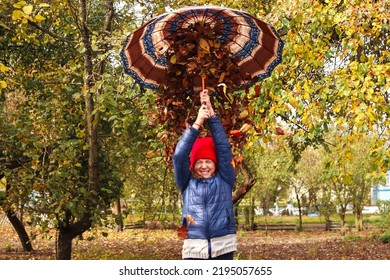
[{"left": 173, "top": 89, "right": 236, "bottom": 260}]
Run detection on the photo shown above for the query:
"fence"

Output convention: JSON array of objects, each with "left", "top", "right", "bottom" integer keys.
[{"left": 0, "top": 211, "right": 11, "bottom": 226}]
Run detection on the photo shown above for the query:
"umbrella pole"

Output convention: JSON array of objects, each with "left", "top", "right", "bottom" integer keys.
[{"left": 201, "top": 74, "right": 207, "bottom": 105}]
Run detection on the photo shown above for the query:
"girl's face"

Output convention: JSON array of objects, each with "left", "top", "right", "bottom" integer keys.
[{"left": 194, "top": 159, "right": 216, "bottom": 179}]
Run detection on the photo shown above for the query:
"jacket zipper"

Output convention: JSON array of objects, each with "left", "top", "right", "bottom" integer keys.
[{"left": 202, "top": 179, "right": 211, "bottom": 257}]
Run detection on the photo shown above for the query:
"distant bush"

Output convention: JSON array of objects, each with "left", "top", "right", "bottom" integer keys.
[
  {"left": 378, "top": 201, "right": 390, "bottom": 232},
  {"left": 380, "top": 230, "right": 390, "bottom": 244}
]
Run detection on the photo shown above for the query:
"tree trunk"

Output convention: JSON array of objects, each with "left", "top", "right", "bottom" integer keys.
[
  {"left": 2, "top": 167, "right": 33, "bottom": 252},
  {"left": 355, "top": 212, "right": 363, "bottom": 231},
  {"left": 3, "top": 179, "right": 33, "bottom": 252},
  {"left": 57, "top": 228, "right": 73, "bottom": 260},
  {"left": 56, "top": 0, "right": 115, "bottom": 260},
  {"left": 6, "top": 209, "right": 33, "bottom": 252},
  {"left": 244, "top": 206, "right": 250, "bottom": 229},
  {"left": 250, "top": 196, "right": 255, "bottom": 230},
  {"left": 56, "top": 213, "right": 92, "bottom": 260},
  {"left": 339, "top": 210, "right": 348, "bottom": 236},
  {"left": 324, "top": 214, "right": 332, "bottom": 231},
  {"left": 116, "top": 196, "right": 123, "bottom": 232},
  {"left": 79, "top": 0, "right": 100, "bottom": 196},
  {"left": 232, "top": 160, "right": 256, "bottom": 204},
  {"left": 295, "top": 193, "right": 303, "bottom": 230}
]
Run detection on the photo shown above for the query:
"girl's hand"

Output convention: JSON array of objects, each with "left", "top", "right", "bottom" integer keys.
[
  {"left": 193, "top": 104, "right": 209, "bottom": 128},
  {"left": 200, "top": 89, "right": 215, "bottom": 117},
  {"left": 192, "top": 89, "right": 216, "bottom": 130}
]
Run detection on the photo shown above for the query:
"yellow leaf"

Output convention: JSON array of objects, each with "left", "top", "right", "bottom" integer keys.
[
  {"left": 117, "top": 84, "right": 125, "bottom": 93},
  {"left": 12, "top": 10, "right": 24, "bottom": 21},
  {"left": 13, "top": 1, "right": 27, "bottom": 9},
  {"left": 198, "top": 38, "right": 210, "bottom": 53},
  {"left": 0, "top": 81, "right": 7, "bottom": 89},
  {"left": 23, "top": 5, "right": 33, "bottom": 15},
  {"left": 0, "top": 63, "right": 9, "bottom": 73},
  {"left": 170, "top": 55, "right": 176, "bottom": 64},
  {"left": 34, "top": 14, "right": 46, "bottom": 22},
  {"left": 289, "top": 96, "right": 298, "bottom": 108},
  {"left": 0, "top": 179, "right": 6, "bottom": 189},
  {"left": 239, "top": 109, "right": 249, "bottom": 119}
]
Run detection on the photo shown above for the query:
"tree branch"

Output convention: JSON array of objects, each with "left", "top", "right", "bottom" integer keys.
[{"left": 27, "top": 21, "right": 75, "bottom": 45}]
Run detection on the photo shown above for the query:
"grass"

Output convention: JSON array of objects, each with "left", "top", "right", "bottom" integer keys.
[
  {"left": 251, "top": 214, "right": 382, "bottom": 224},
  {"left": 124, "top": 213, "right": 383, "bottom": 228}
]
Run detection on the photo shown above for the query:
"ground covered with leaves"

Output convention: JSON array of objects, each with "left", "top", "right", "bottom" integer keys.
[{"left": 1, "top": 225, "right": 389, "bottom": 260}]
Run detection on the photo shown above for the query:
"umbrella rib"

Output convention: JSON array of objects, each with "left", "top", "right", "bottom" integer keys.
[{"left": 122, "top": 41, "right": 163, "bottom": 89}]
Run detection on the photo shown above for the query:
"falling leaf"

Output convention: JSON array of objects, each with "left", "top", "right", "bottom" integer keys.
[
  {"left": 253, "top": 84, "right": 261, "bottom": 97},
  {"left": 177, "top": 226, "right": 188, "bottom": 240},
  {"left": 239, "top": 109, "right": 249, "bottom": 119},
  {"left": 276, "top": 127, "right": 285, "bottom": 135},
  {"left": 186, "top": 214, "right": 195, "bottom": 225},
  {"left": 198, "top": 38, "right": 210, "bottom": 53},
  {"left": 229, "top": 130, "right": 242, "bottom": 138},
  {"left": 170, "top": 55, "right": 177, "bottom": 64},
  {"left": 239, "top": 123, "right": 251, "bottom": 133}
]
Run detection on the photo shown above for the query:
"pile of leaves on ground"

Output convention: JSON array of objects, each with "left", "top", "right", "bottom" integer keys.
[{"left": 1, "top": 226, "right": 389, "bottom": 260}]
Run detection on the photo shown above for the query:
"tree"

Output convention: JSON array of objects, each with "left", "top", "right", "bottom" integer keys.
[
  {"left": 293, "top": 147, "right": 326, "bottom": 229},
  {"left": 248, "top": 135, "right": 291, "bottom": 224},
  {"left": 0, "top": 0, "right": 138, "bottom": 259},
  {"left": 346, "top": 135, "right": 378, "bottom": 231}
]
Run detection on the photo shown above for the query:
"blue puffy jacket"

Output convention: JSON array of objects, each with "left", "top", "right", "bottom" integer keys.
[{"left": 173, "top": 116, "right": 236, "bottom": 240}]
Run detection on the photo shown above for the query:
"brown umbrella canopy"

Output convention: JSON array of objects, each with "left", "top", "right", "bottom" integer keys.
[{"left": 121, "top": 6, "right": 284, "bottom": 92}]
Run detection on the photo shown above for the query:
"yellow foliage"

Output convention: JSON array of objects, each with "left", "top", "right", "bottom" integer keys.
[{"left": 22, "top": 5, "right": 33, "bottom": 15}]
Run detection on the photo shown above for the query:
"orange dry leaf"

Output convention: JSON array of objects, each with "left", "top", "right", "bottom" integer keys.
[
  {"left": 146, "top": 150, "right": 155, "bottom": 158},
  {"left": 276, "top": 127, "right": 285, "bottom": 135},
  {"left": 177, "top": 226, "right": 188, "bottom": 240},
  {"left": 186, "top": 214, "right": 195, "bottom": 225},
  {"left": 229, "top": 130, "right": 242, "bottom": 138},
  {"left": 235, "top": 155, "right": 244, "bottom": 164}
]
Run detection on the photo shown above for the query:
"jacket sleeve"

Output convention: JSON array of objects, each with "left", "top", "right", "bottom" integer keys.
[
  {"left": 172, "top": 126, "right": 200, "bottom": 193},
  {"left": 206, "top": 116, "right": 236, "bottom": 187}
]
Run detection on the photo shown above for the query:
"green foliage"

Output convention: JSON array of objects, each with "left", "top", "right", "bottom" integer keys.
[
  {"left": 379, "top": 230, "right": 390, "bottom": 244},
  {"left": 0, "top": 0, "right": 141, "bottom": 234},
  {"left": 343, "top": 234, "right": 362, "bottom": 242},
  {"left": 378, "top": 202, "right": 390, "bottom": 232}
]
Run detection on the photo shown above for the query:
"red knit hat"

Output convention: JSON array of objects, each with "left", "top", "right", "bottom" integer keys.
[{"left": 190, "top": 137, "right": 218, "bottom": 169}]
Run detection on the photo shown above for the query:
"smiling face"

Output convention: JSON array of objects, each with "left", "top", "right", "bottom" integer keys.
[{"left": 193, "top": 159, "right": 216, "bottom": 179}]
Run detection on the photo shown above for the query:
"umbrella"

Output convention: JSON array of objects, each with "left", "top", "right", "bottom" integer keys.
[{"left": 120, "top": 5, "right": 284, "bottom": 92}]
